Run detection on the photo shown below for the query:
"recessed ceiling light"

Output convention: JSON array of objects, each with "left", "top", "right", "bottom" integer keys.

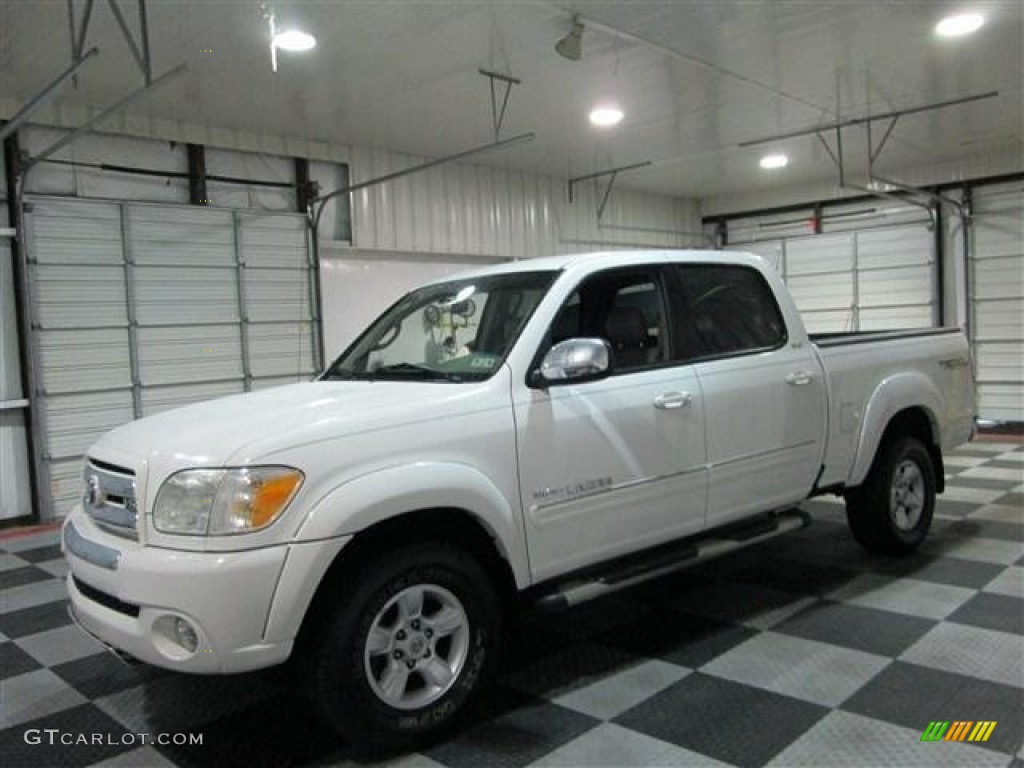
[
  {"left": 760, "top": 153, "right": 789, "bottom": 170},
  {"left": 935, "top": 13, "right": 984, "bottom": 38},
  {"left": 589, "top": 104, "right": 624, "bottom": 127},
  {"left": 272, "top": 29, "right": 317, "bottom": 52}
]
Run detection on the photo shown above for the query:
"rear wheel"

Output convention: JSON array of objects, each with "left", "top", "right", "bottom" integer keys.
[
  {"left": 845, "top": 436, "right": 936, "bottom": 555},
  {"left": 304, "top": 543, "right": 500, "bottom": 751}
]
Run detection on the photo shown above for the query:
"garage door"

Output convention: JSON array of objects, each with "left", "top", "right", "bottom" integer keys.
[
  {"left": 25, "top": 197, "right": 319, "bottom": 518},
  {"left": 970, "top": 181, "right": 1024, "bottom": 422},
  {"left": 723, "top": 202, "right": 937, "bottom": 334}
]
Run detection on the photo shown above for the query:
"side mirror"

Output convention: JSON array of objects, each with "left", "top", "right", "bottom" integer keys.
[{"left": 533, "top": 338, "right": 611, "bottom": 387}]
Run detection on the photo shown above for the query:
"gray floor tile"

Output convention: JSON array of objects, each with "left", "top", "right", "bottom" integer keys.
[
  {"left": 0, "top": 579, "right": 68, "bottom": 615},
  {"left": 0, "top": 668, "right": 87, "bottom": 729},
  {"left": 842, "top": 661, "right": 1024, "bottom": 755},
  {"left": 0, "top": 641, "right": 42, "bottom": 680},
  {"left": 501, "top": 642, "right": 644, "bottom": 699},
  {"left": 901, "top": 623, "right": 1024, "bottom": 688},
  {"left": 0, "top": 554, "right": 27, "bottom": 573},
  {"left": 870, "top": 553, "right": 1004, "bottom": 589},
  {"left": 90, "top": 746, "right": 179, "bottom": 767},
  {"left": 35, "top": 558, "right": 69, "bottom": 579},
  {"left": 828, "top": 573, "right": 976, "bottom": 620},
  {"left": 533, "top": 721, "right": 732, "bottom": 767},
  {"left": 972, "top": 504, "right": 1024, "bottom": 524},
  {"left": 923, "top": 534, "right": 1024, "bottom": 565},
  {"left": 615, "top": 672, "right": 828, "bottom": 768},
  {"left": 15, "top": 623, "right": 106, "bottom": 667},
  {"left": 769, "top": 710, "right": 1010, "bottom": 767},
  {"left": 948, "top": 592, "right": 1024, "bottom": 635},
  {"left": 701, "top": 631, "right": 890, "bottom": 708},
  {"left": 550, "top": 659, "right": 690, "bottom": 720},
  {"left": 983, "top": 566, "right": 1024, "bottom": 599},
  {"left": 0, "top": 566, "right": 52, "bottom": 591},
  {"left": 774, "top": 599, "right": 937, "bottom": 657},
  {"left": 669, "top": 581, "right": 817, "bottom": 629},
  {"left": 0, "top": 531, "right": 62, "bottom": 552}
]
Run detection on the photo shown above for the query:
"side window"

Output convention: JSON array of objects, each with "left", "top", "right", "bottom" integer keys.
[
  {"left": 675, "top": 265, "right": 787, "bottom": 358},
  {"left": 544, "top": 269, "right": 672, "bottom": 373}
]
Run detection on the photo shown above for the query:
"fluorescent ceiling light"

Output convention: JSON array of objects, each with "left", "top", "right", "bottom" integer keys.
[
  {"left": 589, "top": 104, "right": 624, "bottom": 127},
  {"left": 272, "top": 29, "right": 317, "bottom": 52},
  {"left": 759, "top": 153, "right": 789, "bottom": 169},
  {"left": 935, "top": 13, "right": 984, "bottom": 37}
]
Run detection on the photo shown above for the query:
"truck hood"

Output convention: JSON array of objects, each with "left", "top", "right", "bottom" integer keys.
[{"left": 89, "top": 379, "right": 498, "bottom": 474}]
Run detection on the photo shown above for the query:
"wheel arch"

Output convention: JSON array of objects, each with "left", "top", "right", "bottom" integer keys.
[{"left": 850, "top": 380, "right": 945, "bottom": 492}]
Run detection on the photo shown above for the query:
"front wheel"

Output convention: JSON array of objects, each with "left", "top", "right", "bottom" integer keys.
[
  {"left": 845, "top": 436, "right": 936, "bottom": 555},
  {"left": 305, "top": 543, "right": 500, "bottom": 751}
]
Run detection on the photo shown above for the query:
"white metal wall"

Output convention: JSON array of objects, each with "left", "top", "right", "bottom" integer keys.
[
  {"left": 970, "top": 181, "right": 1024, "bottom": 422},
  {"left": 25, "top": 197, "right": 316, "bottom": 517},
  {"left": 343, "top": 146, "right": 701, "bottom": 259},
  {"left": 722, "top": 201, "right": 937, "bottom": 334}
]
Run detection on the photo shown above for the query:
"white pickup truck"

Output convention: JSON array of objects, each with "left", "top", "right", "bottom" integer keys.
[{"left": 64, "top": 249, "right": 974, "bottom": 747}]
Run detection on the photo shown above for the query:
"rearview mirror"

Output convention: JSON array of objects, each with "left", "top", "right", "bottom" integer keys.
[{"left": 533, "top": 338, "right": 611, "bottom": 387}]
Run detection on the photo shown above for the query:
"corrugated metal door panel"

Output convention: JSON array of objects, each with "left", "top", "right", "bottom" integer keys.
[
  {"left": 32, "top": 265, "right": 127, "bottom": 328},
  {"left": 251, "top": 376, "right": 308, "bottom": 391},
  {"left": 133, "top": 266, "right": 240, "bottom": 325},
  {"left": 786, "top": 273, "right": 854, "bottom": 312},
  {"left": 855, "top": 226, "right": 933, "bottom": 269},
  {"left": 858, "top": 265, "right": 933, "bottom": 307},
  {"left": 43, "top": 391, "right": 134, "bottom": 461},
  {"left": 136, "top": 325, "right": 243, "bottom": 386},
  {"left": 38, "top": 329, "right": 131, "bottom": 394},
  {"left": 26, "top": 199, "right": 122, "bottom": 265},
  {"left": 971, "top": 181, "right": 1023, "bottom": 421},
  {"left": 141, "top": 380, "right": 244, "bottom": 417},
  {"left": 859, "top": 306, "right": 933, "bottom": 331},
  {"left": 731, "top": 241, "right": 784, "bottom": 274},
  {"left": 247, "top": 323, "right": 314, "bottom": 378},
  {"left": 785, "top": 234, "right": 854, "bottom": 274},
  {"left": 49, "top": 458, "right": 84, "bottom": 518},
  {"left": 243, "top": 269, "right": 310, "bottom": 322}
]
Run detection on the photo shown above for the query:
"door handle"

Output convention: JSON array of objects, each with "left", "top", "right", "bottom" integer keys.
[
  {"left": 785, "top": 371, "right": 814, "bottom": 386},
  {"left": 654, "top": 392, "right": 693, "bottom": 410}
]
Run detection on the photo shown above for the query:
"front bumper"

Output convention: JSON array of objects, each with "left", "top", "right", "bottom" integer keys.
[{"left": 63, "top": 507, "right": 293, "bottom": 674}]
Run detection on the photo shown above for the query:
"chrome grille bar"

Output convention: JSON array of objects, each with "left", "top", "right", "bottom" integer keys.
[{"left": 83, "top": 460, "right": 139, "bottom": 540}]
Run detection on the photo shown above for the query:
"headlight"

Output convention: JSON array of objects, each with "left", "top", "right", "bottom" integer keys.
[{"left": 153, "top": 466, "right": 303, "bottom": 535}]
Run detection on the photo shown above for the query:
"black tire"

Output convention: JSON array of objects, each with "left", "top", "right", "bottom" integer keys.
[
  {"left": 844, "top": 436, "right": 936, "bottom": 555},
  {"left": 303, "top": 542, "right": 500, "bottom": 752}
]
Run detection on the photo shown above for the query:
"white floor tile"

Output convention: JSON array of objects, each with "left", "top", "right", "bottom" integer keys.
[
  {"left": 0, "top": 669, "right": 86, "bottom": 729},
  {"left": 15, "top": 623, "right": 105, "bottom": 667},
  {"left": 960, "top": 467, "right": 1024, "bottom": 483},
  {"left": 981, "top": 566, "right": 1024, "bottom": 599},
  {"left": 533, "top": 722, "right": 732, "bottom": 768},
  {"left": 1, "top": 531, "right": 61, "bottom": 552},
  {"left": 969, "top": 504, "right": 1024, "bottom": 524},
  {"left": 768, "top": 710, "right": 1008, "bottom": 767},
  {"left": 552, "top": 659, "right": 690, "bottom": 720},
  {"left": 901, "top": 623, "right": 1024, "bottom": 689},
  {"left": 923, "top": 535, "right": 1024, "bottom": 566},
  {"left": 828, "top": 574, "right": 976, "bottom": 620},
  {"left": 938, "top": 486, "right": 1008, "bottom": 504},
  {"left": 701, "top": 632, "right": 889, "bottom": 708}
]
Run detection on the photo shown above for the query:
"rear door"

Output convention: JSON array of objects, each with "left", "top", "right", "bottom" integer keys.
[
  {"left": 670, "top": 264, "right": 826, "bottom": 528},
  {"left": 514, "top": 266, "right": 707, "bottom": 582}
]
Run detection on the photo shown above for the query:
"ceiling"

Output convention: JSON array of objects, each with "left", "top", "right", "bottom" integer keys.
[{"left": 1, "top": 0, "right": 1021, "bottom": 203}]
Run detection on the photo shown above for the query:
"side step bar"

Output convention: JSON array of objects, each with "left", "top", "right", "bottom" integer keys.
[{"left": 534, "top": 508, "right": 810, "bottom": 612}]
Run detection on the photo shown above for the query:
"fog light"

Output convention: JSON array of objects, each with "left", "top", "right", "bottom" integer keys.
[{"left": 174, "top": 618, "right": 199, "bottom": 653}]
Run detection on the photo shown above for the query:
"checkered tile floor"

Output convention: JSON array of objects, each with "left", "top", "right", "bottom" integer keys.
[{"left": 2, "top": 442, "right": 1022, "bottom": 767}]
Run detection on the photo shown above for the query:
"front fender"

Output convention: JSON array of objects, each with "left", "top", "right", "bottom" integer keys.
[
  {"left": 849, "top": 372, "right": 943, "bottom": 487},
  {"left": 293, "top": 462, "right": 529, "bottom": 588}
]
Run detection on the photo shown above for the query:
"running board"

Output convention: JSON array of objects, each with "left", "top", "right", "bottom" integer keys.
[{"left": 534, "top": 508, "right": 811, "bottom": 612}]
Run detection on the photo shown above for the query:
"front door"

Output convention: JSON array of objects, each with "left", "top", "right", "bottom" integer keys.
[{"left": 513, "top": 267, "right": 707, "bottom": 583}]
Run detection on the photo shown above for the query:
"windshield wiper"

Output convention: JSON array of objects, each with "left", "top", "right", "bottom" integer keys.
[{"left": 372, "top": 363, "right": 463, "bottom": 382}]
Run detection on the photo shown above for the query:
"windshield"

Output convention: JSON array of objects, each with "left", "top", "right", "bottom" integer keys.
[{"left": 323, "top": 271, "right": 557, "bottom": 382}]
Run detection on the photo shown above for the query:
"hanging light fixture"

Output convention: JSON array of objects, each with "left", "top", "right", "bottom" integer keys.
[{"left": 555, "top": 16, "right": 584, "bottom": 61}]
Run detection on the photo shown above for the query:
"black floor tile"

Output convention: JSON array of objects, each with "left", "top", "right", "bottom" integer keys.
[
  {"left": 0, "top": 566, "right": 52, "bottom": 591},
  {"left": 614, "top": 672, "right": 828, "bottom": 768},
  {"left": 870, "top": 553, "right": 1005, "bottom": 589},
  {"left": 0, "top": 703, "right": 136, "bottom": 767},
  {"left": 0, "top": 599, "right": 72, "bottom": 639},
  {"left": 15, "top": 544, "right": 63, "bottom": 564},
  {"left": 0, "top": 640, "right": 43, "bottom": 680},
  {"left": 732, "top": 558, "right": 858, "bottom": 596},
  {"left": 426, "top": 695, "right": 600, "bottom": 768},
  {"left": 934, "top": 500, "right": 986, "bottom": 518},
  {"left": 842, "top": 661, "right": 1024, "bottom": 756},
  {"left": 947, "top": 592, "right": 1024, "bottom": 635},
  {"left": 995, "top": 492, "right": 1024, "bottom": 509},
  {"left": 597, "top": 610, "right": 758, "bottom": 669},
  {"left": 51, "top": 651, "right": 172, "bottom": 699},
  {"left": 943, "top": 519, "right": 1024, "bottom": 543},
  {"left": 154, "top": 695, "right": 344, "bottom": 768},
  {"left": 985, "top": 459, "right": 1024, "bottom": 471},
  {"left": 774, "top": 600, "right": 937, "bottom": 657}
]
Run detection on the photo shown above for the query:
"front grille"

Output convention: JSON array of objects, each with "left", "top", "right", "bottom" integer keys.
[
  {"left": 73, "top": 575, "right": 140, "bottom": 618},
  {"left": 83, "top": 459, "right": 139, "bottom": 541}
]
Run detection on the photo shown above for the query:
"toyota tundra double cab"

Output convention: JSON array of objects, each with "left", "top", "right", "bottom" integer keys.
[{"left": 64, "top": 249, "right": 975, "bottom": 747}]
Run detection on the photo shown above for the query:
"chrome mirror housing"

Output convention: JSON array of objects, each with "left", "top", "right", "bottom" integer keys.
[{"left": 536, "top": 338, "right": 611, "bottom": 386}]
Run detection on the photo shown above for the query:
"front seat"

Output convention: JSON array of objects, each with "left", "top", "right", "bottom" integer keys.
[{"left": 604, "top": 307, "right": 648, "bottom": 369}]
